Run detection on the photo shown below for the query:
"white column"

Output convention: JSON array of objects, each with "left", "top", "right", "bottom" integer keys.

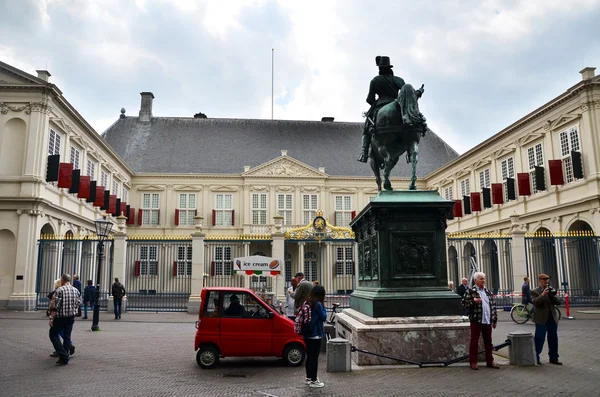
[
  {"left": 109, "top": 227, "right": 127, "bottom": 313},
  {"left": 324, "top": 241, "right": 332, "bottom": 292},
  {"left": 188, "top": 230, "right": 206, "bottom": 314},
  {"left": 509, "top": 215, "right": 528, "bottom": 295},
  {"left": 271, "top": 232, "right": 286, "bottom": 303},
  {"left": 298, "top": 242, "right": 305, "bottom": 275},
  {"left": 243, "top": 242, "right": 250, "bottom": 288}
]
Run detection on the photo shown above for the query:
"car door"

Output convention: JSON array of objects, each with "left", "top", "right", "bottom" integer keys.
[
  {"left": 219, "top": 291, "right": 273, "bottom": 356},
  {"left": 197, "top": 290, "right": 221, "bottom": 347}
]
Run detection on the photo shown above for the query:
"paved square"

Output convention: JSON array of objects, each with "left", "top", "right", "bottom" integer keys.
[{"left": 0, "top": 310, "right": 599, "bottom": 397}]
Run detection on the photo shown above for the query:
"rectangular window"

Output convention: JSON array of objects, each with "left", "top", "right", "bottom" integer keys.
[
  {"left": 277, "top": 194, "right": 293, "bottom": 225},
  {"left": 444, "top": 186, "right": 453, "bottom": 200},
  {"left": 527, "top": 143, "right": 544, "bottom": 193},
  {"left": 140, "top": 246, "right": 158, "bottom": 276},
  {"left": 122, "top": 187, "right": 129, "bottom": 203},
  {"left": 86, "top": 159, "right": 96, "bottom": 179},
  {"left": 334, "top": 195, "right": 352, "bottom": 227},
  {"left": 69, "top": 146, "right": 80, "bottom": 170},
  {"left": 214, "top": 246, "right": 232, "bottom": 276},
  {"left": 176, "top": 246, "right": 192, "bottom": 276},
  {"left": 560, "top": 126, "right": 581, "bottom": 183},
  {"left": 302, "top": 194, "right": 318, "bottom": 225},
  {"left": 336, "top": 246, "right": 354, "bottom": 276},
  {"left": 100, "top": 169, "right": 108, "bottom": 187},
  {"left": 142, "top": 193, "right": 160, "bottom": 226},
  {"left": 251, "top": 193, "right": 267, "bottom": 225},
  {"left": 501, "top": 157, "right": 515, "bottom": 201},
  {"left": 48, "top": 129, "right": 61, "bottom": 156},
  {"left": 215, "top": 194, "right": 233, "bottom": 226},
  {"left": 112, "top": 180, "right": 120, "bottom": 197},
  {"left": 479, "top": 168, "right": 490, "bottom": 190},
  {"left": 178, "top": 193, "right": 196, "bottom": 226},
  {"left": 460, "top": 179, "right": 470, "bottom": 197}
]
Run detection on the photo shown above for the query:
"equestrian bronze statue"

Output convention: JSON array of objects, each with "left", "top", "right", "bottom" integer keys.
[{"left": 357, "top": 56, "right": 427, "bottom": 191}]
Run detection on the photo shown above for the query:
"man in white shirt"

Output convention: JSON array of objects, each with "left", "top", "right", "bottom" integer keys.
[{"left": 285, "top": 278, "right": 298, "bottom": 320}]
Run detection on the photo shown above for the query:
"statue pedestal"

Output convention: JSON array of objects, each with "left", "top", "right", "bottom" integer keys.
[
  {"left": 350, "top": 190, "right": 460, "bottom": 317},
  {"left": 335, "top": 309, "right": 473, "bottom": 365}
]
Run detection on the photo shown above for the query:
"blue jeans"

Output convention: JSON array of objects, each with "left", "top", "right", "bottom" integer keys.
[
  {"left": 113, "top": 298, "right": 122, "bottom": 318},
  {"left": 49, "top": 316, "right": 74, "bottom": 362},
  {"left": 83, "top": 302, "right": 94, "bottom": 317},
  {"left": 535, "top": 314, "right": 559, "bottom": 361}
]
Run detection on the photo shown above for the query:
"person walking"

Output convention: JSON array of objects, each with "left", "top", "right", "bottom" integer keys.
[
  {"left": 531, "top": 273, "right": 563, "bottom": 365},
  {"left": 111, "top": 278, "right": 126, "bottom": 319},
  {"left": 48, "top": 274, "right": 81, "bottom": 365},
  {"left": 292, "top": 272, "right": 313, "bottom": 315},
  {"left": 285, "top": 278, "right": 298, "bottom": 321},
  {"left": 461, "top": 272, "right": 499, "bottom": 370},
  {"left": 302, "top": 285, "right": 327, "bottom": 388},
  {"left": 73, "top": 275, "right": 82, "bottom": 317},
  {"left": 82, "top": 280, "right": 95, "bottom": 320}
]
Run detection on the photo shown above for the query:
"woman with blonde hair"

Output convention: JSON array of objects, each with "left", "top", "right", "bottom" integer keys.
[{"left": 48, "top": 279, "right": 75, "bottom": 357}]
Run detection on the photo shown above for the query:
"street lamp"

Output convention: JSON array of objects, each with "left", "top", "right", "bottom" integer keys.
[{"left": 91, "top": 214, "right": 113, "bottom": 332}]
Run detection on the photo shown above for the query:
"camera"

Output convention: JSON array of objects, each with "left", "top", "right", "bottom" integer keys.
[{"left": 547, "top": 286, "right": 558, "bottom": 296}]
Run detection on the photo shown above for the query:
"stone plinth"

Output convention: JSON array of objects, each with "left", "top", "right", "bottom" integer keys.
[{"left": 336, "top": 309, "right": 475, "bottom": 365}]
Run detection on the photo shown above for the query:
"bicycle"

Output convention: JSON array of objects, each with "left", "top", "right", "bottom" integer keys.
[
  {"left": 510, "top": 303, "right": 561, "bottom": 324},
  {"left": 325, "top": 303, "right": 342, "bottom": 341}
]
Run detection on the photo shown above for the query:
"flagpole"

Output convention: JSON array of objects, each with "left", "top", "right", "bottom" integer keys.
[{"left": 271, "top": 48, "right": 274, "bottom": 120}]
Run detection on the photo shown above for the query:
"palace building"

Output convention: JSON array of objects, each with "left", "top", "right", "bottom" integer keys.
[{"left": 0, "top": 60, "right": 598, "bottom": 311}]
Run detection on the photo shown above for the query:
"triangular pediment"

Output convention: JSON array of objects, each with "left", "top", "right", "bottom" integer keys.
[
  {"left": 492, "top": 146, "right": 516, "bottom": 159},
  {"left": 174, "top": 185, "right": 202, "bottom": 191},
  {"left": 472, "top": 157, "right": 492, "bottom": 170},
  {"left": 329, "top": 187, "right": 357, "bottom": 194},
  {"left": 550, "top": 113, "right": 581, "bottom": 131},
  {"left": 519, "top": 130, "right": 545, "bottom": 147},
  {"left": 136, "top": 185, "right": 165, "bottom": 191},
  {"left": 210, "top": 185, "right": 239, "bottom": 192},
  {"left": 364, "top": 187, "right": 380, "bottom": 194},
  {"left": 243, "top": 155, "right": 326, "bottom": 178},
  {"left": 0, "top": 62, "right": 48, "bottom": 85}
]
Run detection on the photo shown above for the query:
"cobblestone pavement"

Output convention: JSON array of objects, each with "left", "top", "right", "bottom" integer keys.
[{"left": 0, "top": 309, "right": 599, "bottom": 397}]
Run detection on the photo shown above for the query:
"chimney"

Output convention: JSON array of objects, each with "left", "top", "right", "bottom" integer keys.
[
  {"left": 281, "top": 150, "right": 288, "bottom": 156},
  {"left": 244, "top": 165, "right": 250, "bottom": 172},
  {"left": 321, "top": 117, "right": 334, "bottom": 122},
  {"left": 36, "top": 70, "right": 51, "bottom": 82},
  {"left": 580, "top": 67, "right": 596, "bottom": 80},
  {"left": 318, "top": 167, "right": 326, "bottom": 173},
  {"left": 139, "top": 92, "right": 154, "bottom": 122}
]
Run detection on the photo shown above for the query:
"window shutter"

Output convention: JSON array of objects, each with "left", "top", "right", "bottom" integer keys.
[
  {"left": 120, "top": 202, "right": 127, "bottom": 217},
  {"left": 231, "top": 210, "right": 235, "bottom": 226},
  {"left": 195, "top": 209, "right": 198, "bottom": 216},
  {"left": 46, "top": 154, "right": 60, "bottom": 182},
  {"left": 517, "top": 173, "right": 531, "bottom": 196},
  {"left": 94, "top": 186, "right": 105, "bottom": 207},
  {"left": 78, "top": 176, "right": 91, "bottom": 199},
  {"left": 351, "top": 210, "right": 356, "bottom": 220},
  {"left": 506, "top": 178, "right": 516, "bottom": 200},
  {"left": 58, "top": 163, "right": 74, "bottom": 188},
  {"left": 549, "top": 160, "right": 564, "bottom": 185},
  {"left": 127, "top": 207, "right": 134, "bottom": 225},
  {"left": 157, "top": 209, "right": 160, "bottom": 225},
  {"left": 135, "top": 261, "right": 141, "bottom": 276},
  {"left": 463, "top": 195, "right": 471, "bottom": 215},
  {"left": 453, "top": 200, "right": 463, "bottom": 218},
  {"left": 534, "top": 166, "right": 546, "bottom": 191},
  {"left": 138, "top": 209, "right": 143, "bottom": 226},
  {"left": 69, "top": 169, "right": 81, "bottom": 194},
  {"left": 470, "top": 192, "right": 481, "bottom": 212},
  {"left": 210, "top": 261, "right": 216, "bottom": 276},
  {"left": 482, "top": 188, "right": 492, "bottom": 208},
  {"left": 175, "top": 209, "right": 180, "bottom": 226},
  {"left": 87, "top": 181, "right": 97, "bottom": 203},
  {"left": 102, "top": 191, "right": 110, "bottom": 211},
  {"left": 108, "top": 195, "right": 117, "bottom": 215},
  {"left": 173, "top": 261, "right": 178, "bottom": 277},
  {"left": 491, "top": 183, "right": 504, "bottom": 205},
  {"left": 212, "top": 210, "right": 216, "bottom": 226},
  {"left": 571, "top": 151, "right": 583, "bottom": 179}
]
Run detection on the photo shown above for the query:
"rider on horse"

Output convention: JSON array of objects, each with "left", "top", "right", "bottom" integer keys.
[{"left": 357, "top": 56, "right": 406, "bottom": 163}]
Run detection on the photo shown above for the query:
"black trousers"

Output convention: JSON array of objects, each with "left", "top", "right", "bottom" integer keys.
[
  {"left": 304, "top": 338, "right": 322, "bottom": 382},
  {"left": 49, "top": 316, "right": 74, "bottom": 361}
]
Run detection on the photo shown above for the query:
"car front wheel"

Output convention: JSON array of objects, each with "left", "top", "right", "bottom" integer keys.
[
  {"left": 196, "top": 346, "right": 220, "bottom": 369},
  {"left": 283, "top": 343, "right": 305, "bottom": 367}
]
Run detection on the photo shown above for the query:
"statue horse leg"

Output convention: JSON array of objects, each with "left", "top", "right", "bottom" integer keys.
[
  {"left": 408, "top": 141, "right": 419, "bottom": 190},
  {"left": 369, "top": 154, "right": 382, "bottom": 192},
  {"left": 383, "top": 154, "right": 399, "bottom": 191}
]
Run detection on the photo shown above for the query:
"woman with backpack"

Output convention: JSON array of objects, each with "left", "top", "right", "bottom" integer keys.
[{"left": 302, "top": 285, "right": 327, "bottom": 388}]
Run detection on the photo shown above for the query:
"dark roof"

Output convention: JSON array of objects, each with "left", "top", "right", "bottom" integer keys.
[{"left": 102, "top": 117, "right": 458, "bottom": 177}]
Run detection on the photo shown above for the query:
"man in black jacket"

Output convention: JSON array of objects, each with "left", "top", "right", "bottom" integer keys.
[
  {"left": 456, "top": 278, "right": 469, "bottom": 297},
  {"left": 111, "top": 278, "right": 126, "bottom": 320}
]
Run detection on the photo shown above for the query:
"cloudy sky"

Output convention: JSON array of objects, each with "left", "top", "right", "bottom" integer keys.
[{"left": 1, "top": 0, "right": 600, "bottom": 153}]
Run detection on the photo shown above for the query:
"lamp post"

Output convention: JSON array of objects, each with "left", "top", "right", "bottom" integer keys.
[{"left": 91, "top": 214, "right": 113, "bottom": 332}]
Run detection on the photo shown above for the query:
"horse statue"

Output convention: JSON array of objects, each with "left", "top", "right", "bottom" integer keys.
[{"left": 367, "top": 83, "right": 427, "bottom": 191}]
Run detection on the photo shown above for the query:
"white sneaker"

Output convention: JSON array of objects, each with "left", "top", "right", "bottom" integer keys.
[
  {"left": 309, "top": 379, "right": 325, "bottom": 388},
  {"left": 304, "top": 378, "right": 311, "bottom": 385}
]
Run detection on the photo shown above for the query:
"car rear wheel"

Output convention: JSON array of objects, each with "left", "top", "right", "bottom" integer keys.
[
  {"left": 196, "top": 346, "right": 219, "bottom": 369},
  {"left": 283, "top": 344, "right": 305, "bottom": 367}
]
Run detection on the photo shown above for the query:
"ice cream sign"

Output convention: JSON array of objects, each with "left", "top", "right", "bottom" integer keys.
[{"left": 233, "top": 255, "right": 282, "bottom": 276}]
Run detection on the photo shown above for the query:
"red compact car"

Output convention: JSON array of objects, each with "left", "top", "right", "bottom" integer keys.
[{"left": 194, "top": 287, "right": 306, "bottom": 369}]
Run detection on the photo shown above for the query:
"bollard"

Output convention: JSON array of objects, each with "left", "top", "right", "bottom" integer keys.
[
  {"left": 507, "top": 331, "right": 537, "bottom": 366},
  {"left": 327, "top": 338, "right": 351, "bottom": 372},
  {"left": 322, "top": 324, "right": 336, "bottom": 352}
]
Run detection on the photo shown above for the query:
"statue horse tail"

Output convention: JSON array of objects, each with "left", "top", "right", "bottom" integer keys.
[{"left": 399, "top": 84, "right": 426, "bottom": 129}]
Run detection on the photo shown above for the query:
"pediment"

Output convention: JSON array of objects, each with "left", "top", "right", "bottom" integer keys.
[
  {"left": 210, "top": 185, "right": 239, "bottom": 192},
  {"left": 492, "top": 146, "right": 516, "bottom": 159},
  {"left": 550, "top": 113, "right": 581, "bottom": 131},
  {"left": 0, "top": 65, "right": 47, "bottom": 85},
  {"left": 454, "top": 168, "right": 471, "bottom": 179},
  {"left": 472, "top": 157, "right": 492, "bottom": 170},
  {"left": 243, "top": 156, "right": 326, "bottom": 178},
  {"left": 136, "top": 185, "right": 165, "bottom": 191},
  {"left": 329, "top": 187, "right": 357, "bottom": 194},
  {"left": 519, "top": 130, "right": 545, "bottom": 147},
  {"left": 363, "top": 188, "right": 380, "bottom": 194},
  {"left": 174, "top": 185, "right": 202, "bottom": 191}
]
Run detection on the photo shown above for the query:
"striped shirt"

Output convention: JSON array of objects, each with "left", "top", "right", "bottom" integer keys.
[{"left": 53, "top": 283, "right": 81, "bottom": 318}]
